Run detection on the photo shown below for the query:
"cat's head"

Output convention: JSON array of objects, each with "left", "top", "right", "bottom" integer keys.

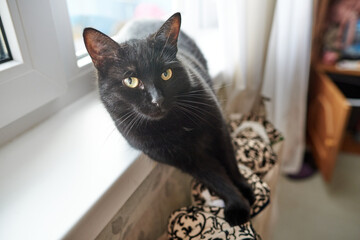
[{"left": 83, "top": 13, "right": 190, "bottom": 120}]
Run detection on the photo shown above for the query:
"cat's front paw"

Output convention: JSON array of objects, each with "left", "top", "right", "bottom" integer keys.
[{"left": 224, "top": 201, "right": 250, "bottom": 226}]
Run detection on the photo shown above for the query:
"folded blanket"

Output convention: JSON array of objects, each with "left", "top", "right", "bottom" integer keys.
[{"left": 167, "top": 115, "right": 283, "bottom": 240}]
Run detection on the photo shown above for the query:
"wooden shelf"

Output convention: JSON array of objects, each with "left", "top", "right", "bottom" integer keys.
[
  {"left": 308, "top": 0, "right": 360, "bottom": 182},
  {"left": 317, "top": 64, "right": 360, "bottom": 77}
]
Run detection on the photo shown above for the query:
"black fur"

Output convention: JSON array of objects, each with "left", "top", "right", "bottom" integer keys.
[{"left": 83, "top": 13, "right": 255, "bottom": 226}]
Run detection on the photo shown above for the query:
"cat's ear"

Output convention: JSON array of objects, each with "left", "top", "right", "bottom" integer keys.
[
  {"left": 154, "top": 12, "right": 181, "bottom": 48},
  {"left": 83, "top": 28, "right": 120, "bottom": 68}
]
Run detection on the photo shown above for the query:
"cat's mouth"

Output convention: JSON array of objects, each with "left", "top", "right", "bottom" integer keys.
[
  {"left": 147, "top": 110, "right": 167, "bottom": 120},
  {"left": 142, "top": 107, "right": 168, "bottom": 120}
]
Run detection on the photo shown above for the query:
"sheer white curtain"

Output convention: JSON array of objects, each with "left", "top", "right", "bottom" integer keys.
[
  {"left": 262, "top": 0, "right": 313, "bottom": 173},
  {"left": 217, "top": 0, "right": 277, "bottom": 114},
  {"left": 216, "top": 0, "right": 313, "bottom": 174}
]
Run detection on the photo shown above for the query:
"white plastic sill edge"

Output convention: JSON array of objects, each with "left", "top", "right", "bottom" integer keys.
[{"left": 0, "top": 91, "right": 155, "bottom": 240}]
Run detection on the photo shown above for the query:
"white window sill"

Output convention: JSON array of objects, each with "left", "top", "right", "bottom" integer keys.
[{"left": 0, "top": 91, "right": 156, "bottom": 240}]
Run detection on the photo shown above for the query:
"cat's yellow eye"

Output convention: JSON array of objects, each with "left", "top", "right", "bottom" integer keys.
[
  {"left": 161, "top": 69, "right": 172, "bottom": 81},
  {"left": 123, "top": 77, "right": 139, "bottom": 88}
]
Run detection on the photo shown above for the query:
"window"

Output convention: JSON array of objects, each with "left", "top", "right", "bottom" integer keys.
[
  {"left": 65, "top": 0, "right": 219, "bottom": 67},
  {"left": 0, "top": 16, "right": 11, "bottom": 64},
  {"left": 0, "top": 0, "right": 74, "bottom": 128},
  {"left": 66, "top": 0, "right": 172, "bottom": 67}
]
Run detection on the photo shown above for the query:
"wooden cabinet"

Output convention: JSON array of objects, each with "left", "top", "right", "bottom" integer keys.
[
  {"left": 308, "top": 70, "right": 350, "bottom": 181},
  {"left": 308, "top": 0, "right": 360, "bottom": 182}
]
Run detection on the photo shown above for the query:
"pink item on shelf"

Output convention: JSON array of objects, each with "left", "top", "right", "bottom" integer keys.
[
  {"left": 322, "top": 51, "right": 339, "bottom": 65},
  {"left": 134, "top": 4, "right": 166, "bottom": 19}
]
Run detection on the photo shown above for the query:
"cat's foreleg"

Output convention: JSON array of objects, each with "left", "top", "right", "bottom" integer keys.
[
  {"left": 220, "top": 131, "right": 256, "bottom": 206},
  {"left": 189, "top": 161, "right": 251, "bottom": 226}
]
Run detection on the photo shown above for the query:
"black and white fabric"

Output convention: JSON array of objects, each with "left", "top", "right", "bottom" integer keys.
[
  {"left": 190, "top": 164, "right": 270, "bottom": 218},
  {"left": 228, "top": 115, "right": 284, "bottom": 146},
  {"left": 168, "top": 206, "right": 260, "bottom": 240},
  {"left": 167, "top": 115, "right": 283, "bottom": 240}
]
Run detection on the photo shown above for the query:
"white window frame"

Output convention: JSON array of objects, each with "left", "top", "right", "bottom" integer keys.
[{"left": 0, "top": 0, "right": 93, "bottom": 129}]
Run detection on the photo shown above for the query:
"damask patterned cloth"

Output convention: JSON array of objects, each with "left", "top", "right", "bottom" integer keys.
[{"left": 167, "top": 115, "right": 283, "bottom": 240}]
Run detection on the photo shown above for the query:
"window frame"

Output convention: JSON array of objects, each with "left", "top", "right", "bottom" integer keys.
[{"left": 0, "top": 0, "right": 93, "bottom": 129}]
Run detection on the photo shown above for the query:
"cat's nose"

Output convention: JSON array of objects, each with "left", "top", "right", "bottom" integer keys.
[
  {"left": 149, "top": 86, "right": 164, "bottom": 107},
  {"left": 151, "top": 96, "right": 164, "bottom": 107}
]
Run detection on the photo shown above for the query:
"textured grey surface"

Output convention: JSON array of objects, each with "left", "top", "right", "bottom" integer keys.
[
  {"left": 273, "top": 152, "right": 360, "bottom": 239},
  {"left": 96, "top": 163, "right": 192, "bottom": 240}
]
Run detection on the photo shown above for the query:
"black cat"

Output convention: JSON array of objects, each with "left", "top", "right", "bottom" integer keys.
[{"left": 83, "top": 13, "right": 255, "bottom": 226}]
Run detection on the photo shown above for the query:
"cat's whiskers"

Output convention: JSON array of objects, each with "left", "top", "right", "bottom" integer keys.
[
  {"left": 174, "top": 94, "right": 218, "bottom": 109},
  {"left": 173, "top": 103, "right": 201, "bottom": 127},
  {"left": 177, "top": 93, "right": 213, "bottom": 100},
  {"left": 103, "top": 126, "right": 118, "bottom": 145},
  {"left": 184, "top": 82, "right": 232, "bottom": 95},
  {"left": 176, "top": 98, "right": 215, "bottom": 107},
  {"left": 178, "top": 101, "right": 217, "bottom": 120},
  {"left": 175, "top": 84, "right": 230, "bottom": 106},
  {"left": 181, "top": 96, "right": 214, "bottom": 103},
  {"left": 115, "top": 111, "right": 137, "bottom": 127},
  {"left": 177, "top": 98, "right": 219, "bottom": 118},
  {"left": 124, "top": 113, "right": 142, "bottom": 137},
  {"left": 125, "top": 111, "right": 149, "bottom": 137},
  {"left": 175, "top": 91, "right": 211, "bottom": 99},
  {"left": 174, "top": 101, "right": 216, "bottom": 127},
  {"left": 114, "top": 111, "right": 133, "bottom": 123},
  {"left": 192, "top": 95, "right": 227, "bottom": 105},
  {"left": 124, "top": 115, "right": 137, "bottom": 137},
  {"left": 101, "top": 110, "right": 135, "bottom": 144},
  {"left": 185, "top": 88, "right": 216, "bottom": 94}
]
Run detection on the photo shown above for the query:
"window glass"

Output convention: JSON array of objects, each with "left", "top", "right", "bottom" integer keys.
[
  {"left": 66, "top": 0, "right": 172, "bottom": 58},
  {"left": 0, "top": 16, "right": 12, "bottom": 64}
]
